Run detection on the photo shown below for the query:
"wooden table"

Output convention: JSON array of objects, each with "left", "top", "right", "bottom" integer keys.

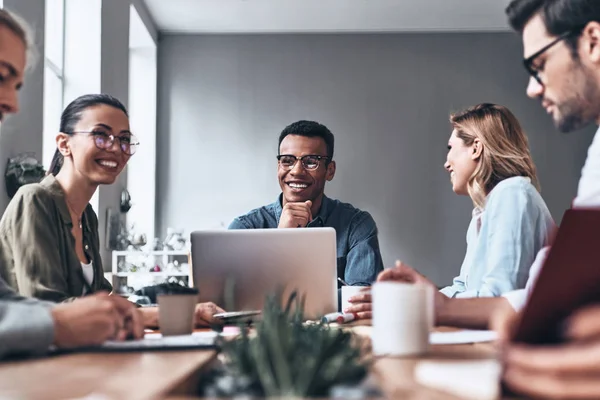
[
  {"left": 0, "top": 350, "right": 216, "bottom": 400},
  {"left": 350, "top": 324, "right": 501, "bottom": 400},
  {"left": 0, "top": 325, "right": 501, "bottom": 400}
]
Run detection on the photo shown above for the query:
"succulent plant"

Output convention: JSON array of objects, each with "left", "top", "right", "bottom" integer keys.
[{"left": 202, "top": 290, "right": 369, "bottom": 397}]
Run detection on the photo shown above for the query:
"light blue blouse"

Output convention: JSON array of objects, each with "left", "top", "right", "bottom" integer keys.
[{"left": 440, "top": 176, "right": 555, "bottom": 298}]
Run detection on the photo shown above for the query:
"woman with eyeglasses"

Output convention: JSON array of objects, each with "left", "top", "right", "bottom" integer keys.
[{"left": 0, "top": 94, "right": 224, "bottom": 327}]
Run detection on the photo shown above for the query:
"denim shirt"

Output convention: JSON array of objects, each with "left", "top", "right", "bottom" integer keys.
[
  {"left": 229, "top": 195, "right": 384, "bottom": 287},
  {"left": 440, "top": 176, "right": 555, "bottom": 298}
]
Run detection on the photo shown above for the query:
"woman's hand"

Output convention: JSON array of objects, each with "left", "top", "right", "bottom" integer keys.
[
  {"left": 345, "top": 287, "right": 372, "bottom": 319},
  {"left": 346, "top": 260, "right": 447, "bottom": 322}
]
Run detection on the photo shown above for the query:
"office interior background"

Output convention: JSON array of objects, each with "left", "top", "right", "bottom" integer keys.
[{"left": 2, "top": 0, "right": 595, "bottom": 285}]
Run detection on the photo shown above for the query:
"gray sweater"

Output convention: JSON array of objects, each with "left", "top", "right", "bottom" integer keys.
[{"left": 0, "top": 275, "right": 55, "bottom": 359}]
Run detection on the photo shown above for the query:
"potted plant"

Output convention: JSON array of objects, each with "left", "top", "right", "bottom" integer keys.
[
  {"left": 200, "top": 290, "right": 373, "bottom": 398},
  {"left": 5, "top": 153, "right": 45, "bottom": 198}
]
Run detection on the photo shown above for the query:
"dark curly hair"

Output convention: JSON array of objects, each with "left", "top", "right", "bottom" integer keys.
[{"left": 278, "top": 120, "right": 335, "bottom": 159}]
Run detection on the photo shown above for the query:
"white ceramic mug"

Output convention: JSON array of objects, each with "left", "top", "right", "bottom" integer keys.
[
  {"left": 372, "top": 281, "right": 433, "bottom": 356},
  {"left": 157, "top": 293, "right": 198, "bottom": 336}
]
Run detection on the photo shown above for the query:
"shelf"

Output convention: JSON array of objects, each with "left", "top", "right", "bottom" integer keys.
[
  {"left": 115, "top": 272, "right": 190, "bottom": 277},
  {"left": 112, "top": 251, "right": 188, "bottom": 256}
]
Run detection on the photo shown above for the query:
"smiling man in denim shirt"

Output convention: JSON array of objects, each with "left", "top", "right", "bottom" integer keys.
[{"left": 229, "top": 120, "right": 384, "bottom": 290}]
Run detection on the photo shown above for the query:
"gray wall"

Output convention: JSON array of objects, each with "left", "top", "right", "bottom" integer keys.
[{"left": 157, "top": 33, "right": 596, "bottom": 285}]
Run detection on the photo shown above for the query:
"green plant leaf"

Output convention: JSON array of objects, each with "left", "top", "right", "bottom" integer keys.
[{"left": 219, "top": 288, "right": 368, "bottom": 397}]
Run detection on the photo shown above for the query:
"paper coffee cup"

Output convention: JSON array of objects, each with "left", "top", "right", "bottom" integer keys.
[{"left": 157, "top": 293, "right": 198, "bottom": 336}]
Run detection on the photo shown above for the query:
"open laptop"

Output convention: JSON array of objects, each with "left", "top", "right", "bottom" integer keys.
[
  {"left": 190, "top": 228, "right": 338, "bottom": 320},
  {"left": 513, "top": 208, "right": 600, "bottom": 345}
]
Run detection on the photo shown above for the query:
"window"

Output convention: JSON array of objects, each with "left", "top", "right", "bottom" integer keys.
[
  {"left": 62, "top": 0, "right": 102, "bottom": 212},
  {"left": 42, "top": 0, "right": 65, "bottom": 169},
  {"left": 43, "top": 0, "right": 101, "bottom": 212},
  {"left": 127, "top": 4, "right": 157, "bottom": 243}
]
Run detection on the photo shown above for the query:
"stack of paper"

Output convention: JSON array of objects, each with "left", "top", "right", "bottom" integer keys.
[
  {"left": 429, "top": 330, "right": 498, "bottom": 345},
  {"left": 415, "top": 359, "right": 501, "bottom": 400}
]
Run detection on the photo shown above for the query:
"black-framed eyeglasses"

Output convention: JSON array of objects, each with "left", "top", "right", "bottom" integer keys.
[
  {"left": 277, "top": 154, "right": 331, "bottom": 170},
  {"left": 523, "top": 30, "right": 577, "bottom": 85},
  {"left": 68, "top": 129, "right": 140, "bottom": 156}
]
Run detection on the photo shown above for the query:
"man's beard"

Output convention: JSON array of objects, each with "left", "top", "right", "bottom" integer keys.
[
  {"left": 553, "top": 64, "right": 600, "bottom": 133},
  {"left": 556, "top": 101, "right": 587, "bottom": 133}
]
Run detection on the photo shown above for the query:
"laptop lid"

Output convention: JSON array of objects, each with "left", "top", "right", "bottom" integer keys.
[{"left": 190, "top": 228, "right": 338, "bottom": 320}]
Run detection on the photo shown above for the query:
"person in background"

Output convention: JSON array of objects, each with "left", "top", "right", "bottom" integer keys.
[
  {"left": 347, "top": 104, "right": 555, "bottom": 320},
  {"left": 0, "top": 93, "right": 224, "bottom": 328},
  {"left": 229, "top": 120, "right": 384, "bottom": 290},
  {"left": 0, "top": 8, "right": 143, "bottom": 359}
]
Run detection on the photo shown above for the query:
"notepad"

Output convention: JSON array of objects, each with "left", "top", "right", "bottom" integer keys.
[
  {"left": 361, "top": 328, "right": 498, "bottom": 344},
  {"left": 99, "top": 331, "right": 220, "bottom": 351},
  {"left": 429, "top": 330, "right": 498, "bottom": 345},
  {"left": 415, "top": 359, "right": 500, "bottom": 400}
]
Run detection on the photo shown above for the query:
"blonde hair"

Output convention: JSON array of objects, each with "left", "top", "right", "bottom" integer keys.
[
  {"left": 450, "top": 103, "right": 540, "bottom": 210},
  {"left": 0, "top": 8, "right": 37, "bottom": 69}
]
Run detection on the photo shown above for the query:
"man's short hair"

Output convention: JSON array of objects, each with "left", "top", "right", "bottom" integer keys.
[
  {"left": 278, "top": 120, "right": 335, "bottom": 159},
  {"left": 506, "top": 0, "right": 600, "bottom": 54}
]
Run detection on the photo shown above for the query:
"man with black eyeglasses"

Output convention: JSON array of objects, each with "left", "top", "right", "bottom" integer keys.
[
  {"left": 494, "top": 0, "right": 600, "bottom": 398},
  {"left": 229, "top": 120, "right": 384, "bottom": 290}
]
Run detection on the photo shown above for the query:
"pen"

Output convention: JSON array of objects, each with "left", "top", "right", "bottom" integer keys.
[
  {"left": 322, "top": 312, "right": 342, "bottom": 323},
  {"left": 321, "top": 312, "right": 357, "bottom": 324},
  {"left": 337, "top": 277, "right": 349, "bottom": 286},
  {"left": 335, "top": 313, "right": 357, "bottom": 324}
]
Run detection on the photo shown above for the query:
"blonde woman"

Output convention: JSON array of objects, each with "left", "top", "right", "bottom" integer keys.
[
  {"left": 438, "top": 103, "right": 554, "bottom": 297},
  {"left": 347, "top": 103, "right": 555, "bottom": 319}
]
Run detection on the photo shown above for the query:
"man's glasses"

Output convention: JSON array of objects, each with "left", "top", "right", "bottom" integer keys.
[
  {"left": 523, "top": 30, "right": 577, "bottom": 85},
  {"left": 277, "top": 154, "right": 331, "bottom": 171},
  {"left": 68, "top": 129, "right": 140, "bottom": 155}
]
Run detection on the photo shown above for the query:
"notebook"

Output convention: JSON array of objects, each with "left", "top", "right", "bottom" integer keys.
[
  {"left": 513, "top": 208, "right": 600, "bottom": 344},
  {"left": 51, "top": 331, "right": 228, "bottom": 353}
]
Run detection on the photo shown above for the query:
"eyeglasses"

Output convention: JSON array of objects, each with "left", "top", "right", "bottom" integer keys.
[
  {"left": 277, "top": 154, "right": 331, "bottom": 170},
  {"left": 523, "top": 30, "right": 577, "bottom": 85},
  {"left": 68, "top": 129, "right": 140, "bottom": 155}
]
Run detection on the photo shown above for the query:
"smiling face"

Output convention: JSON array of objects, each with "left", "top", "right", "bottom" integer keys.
[
  {"left": 444, "top": 130, "right": 479, "bottom": 196},
  {"left": 522, "top": 15, "right": 600, "bottom": 132},
  {"left": 0, "top": 24, "right": 25, "bottom": 121},
  {"left": 277, "top": 134, "right": 335, "bottom": 205},
  {"left": 57, "top": 104, "right": 131, "bottom": 185}
]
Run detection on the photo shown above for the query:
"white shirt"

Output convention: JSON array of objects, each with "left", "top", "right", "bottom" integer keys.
[
  {"left": 504, "top": 126, "right": 600, "bottom": 310},
  {"left": 81, "top": 261, "right": 94, "bottom": 295}
]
